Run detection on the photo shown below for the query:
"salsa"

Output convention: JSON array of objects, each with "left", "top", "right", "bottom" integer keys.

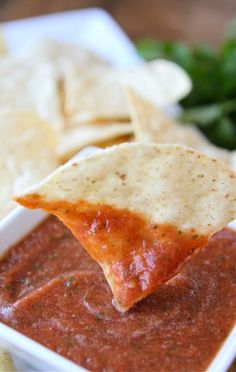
[{"left": 0, "top": 216, "right": 235, "bottom": 371}]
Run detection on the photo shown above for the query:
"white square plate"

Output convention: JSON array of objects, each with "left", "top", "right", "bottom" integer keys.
[{"left": 3, "top": 7, "right": 141, "bottom": 67}]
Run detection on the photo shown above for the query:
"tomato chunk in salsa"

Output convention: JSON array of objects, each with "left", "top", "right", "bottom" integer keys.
[{"left": 0, "top": 216, "right": 235, "bottom": 371}]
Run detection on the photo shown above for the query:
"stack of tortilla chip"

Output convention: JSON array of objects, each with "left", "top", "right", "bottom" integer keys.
[{"left": 0, "top": 34, "right": 235, "bottom": 219}]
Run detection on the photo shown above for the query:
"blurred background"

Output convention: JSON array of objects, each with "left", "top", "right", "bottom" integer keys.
[{"left": 0, "top": 0, "right": 235, "bottom": 45}]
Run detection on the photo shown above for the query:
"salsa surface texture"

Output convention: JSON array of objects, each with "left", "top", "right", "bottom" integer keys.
[{"left": 0, "top": 216, "right": 235, "bottom": 371}]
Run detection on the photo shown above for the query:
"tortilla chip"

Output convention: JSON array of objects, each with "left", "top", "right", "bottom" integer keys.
[
  {"left": 98, "top": 134, "right": 134, "bottom": 149},
  {"left": 58, "top": 123, "right": 133, "bottom": 162},
  {"left": 22, "top": 38, "right": 107, "bottom": 77},
  {"left": 0, "top": 55, "right": 63, "bottom": 130},
  {"left": 64, "top": 59, "right": 191, "bottom": 126},
  {"left": 230, "top": 151, "right": 236, "bottom": 171},
  {"left": 126, "top": 90, "right": 232, "bottom": 166},
  {"left": 64, "top": 66, "right": 129, "bottom": 125},
  {"left": 0, "top": 111, "right": 58, "bottom": 219},
  {"left": 122, "top": 59, "right": 192, "bottom": 107},
  {"left": 21, "top": 39, "right": 108, "bottom": 129},
  {"left": 14, "top": 143, "right": 236, "bottom": 311}
]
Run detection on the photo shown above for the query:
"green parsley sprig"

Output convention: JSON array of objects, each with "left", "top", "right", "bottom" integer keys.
[{"left": 136, "top": 20, "right": 236, "bottom": 150}]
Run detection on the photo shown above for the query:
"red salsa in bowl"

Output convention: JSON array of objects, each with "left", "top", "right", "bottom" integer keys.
[{"left": 0, "top": 216, "right": 235, "bottom": 371}]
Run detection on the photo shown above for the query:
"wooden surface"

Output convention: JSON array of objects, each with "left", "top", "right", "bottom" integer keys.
[{"left": 0, "top": 0, "right": 236, "bottom": 45}]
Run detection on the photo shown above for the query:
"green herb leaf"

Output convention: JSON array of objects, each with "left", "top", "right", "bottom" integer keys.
[
  {"left": 21, "top": 277, "right": 31, "bottom": 286},
  {"left": 64, "top": 275, "right": 76, "bottom": 288},
  {"left": 180, "top": 104, "right": 223, "bottom": 127},
  {"left": 95, "top": 312, "right": 105, "bottom": 320},
  {"left": 205, "top": 116, "right": 236, "bottom": 150},
  {"left": 135, "top": 19, "right": 236, "bottom": 150},
  {"left": 135, "top": 38, "right": 162, "bottom": 61}
]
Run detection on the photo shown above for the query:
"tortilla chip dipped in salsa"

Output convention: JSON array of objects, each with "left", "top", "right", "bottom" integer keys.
[{"left": 14, "top": 143, "right": 236, "bottom": 311}]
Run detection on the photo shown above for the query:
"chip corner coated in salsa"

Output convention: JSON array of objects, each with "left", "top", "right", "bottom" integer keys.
[
  {"left": 17, "top": 197, "right": 209, "bottom": 311},
  {"left": 57, "top": 201, "right": 208, "bottom": 311},
  {"left": 0, "top": 215, "right": 235, "bottom": 372}
]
